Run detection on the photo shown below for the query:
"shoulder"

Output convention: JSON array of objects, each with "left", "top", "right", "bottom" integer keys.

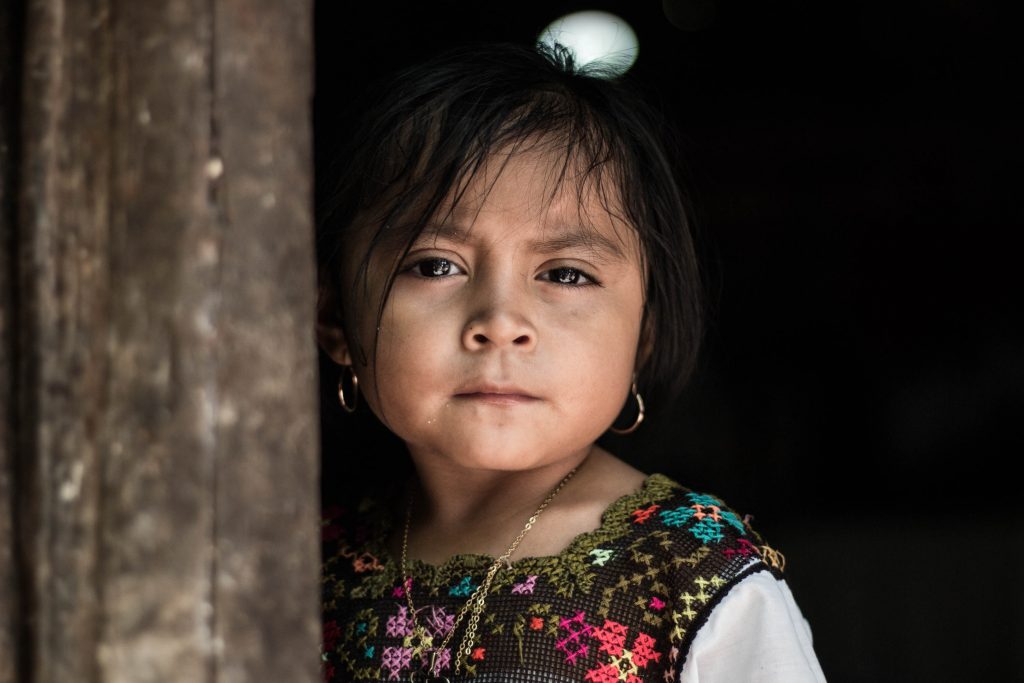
[
  {"left": 633, "top": 476, "right": 824, "bottom": 682},
  {"left": 627, "top": 474, "right": 786, "bottom": 575},
  {"left": 622, "top": 476, "right": 801, "bottom": 663},
  {"left": 679, "top": 571, "right": 826, "bottom": 682}
]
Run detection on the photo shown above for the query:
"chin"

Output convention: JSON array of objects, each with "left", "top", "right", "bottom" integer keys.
[
  {"left": 449, "top": 442, "right": 548, "bottom": 472},
  {"left": 429, "top": 430, "right": 573, "bottom": 472},
  {"left": 400, "top": 417, "right": 602, "bottom": 473}
]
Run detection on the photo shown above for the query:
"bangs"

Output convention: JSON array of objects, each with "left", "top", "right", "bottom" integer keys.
[{"left": 361, "top": 86, "right": 639, "bottom": 257}]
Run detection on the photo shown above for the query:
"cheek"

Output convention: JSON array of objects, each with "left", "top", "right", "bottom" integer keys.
[
  {"left": 359, "top": 299, "right": 458, "bottom": 424},
  {"left": 543, "top": 299, "right": 643, "bottom": 412}
]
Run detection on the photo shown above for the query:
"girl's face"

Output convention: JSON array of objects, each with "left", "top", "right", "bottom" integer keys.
[{"left": 340, "top": 149, "right": 646, "bottom": 473}]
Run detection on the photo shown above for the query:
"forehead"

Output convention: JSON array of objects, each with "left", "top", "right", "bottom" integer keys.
[
  {"left": 428, "top": 145, "right": 640, "bottom": 255},
  {"left": 341, "top": 139, "right": 645, "bottom": 287}
]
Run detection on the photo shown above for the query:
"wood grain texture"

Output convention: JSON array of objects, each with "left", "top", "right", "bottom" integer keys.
[
  {"left": 211, "top": 2, "right": 319, "bottom": 682},
  {"left": 0, "top": 1, "right": 23, "bottom": 681},
  {"left": 14, "top": 1, "right": 318, "bottom": 681},
  {"left": 98, "top": 1, "right": 219, "bottom": 681},
  {"left": 18, "top": 0, "right": 113, "bottom": 679}
]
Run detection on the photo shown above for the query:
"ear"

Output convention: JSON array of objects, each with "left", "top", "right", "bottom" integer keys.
[{"left": 316, "top": 279, "right": 354, "bottom": 367}]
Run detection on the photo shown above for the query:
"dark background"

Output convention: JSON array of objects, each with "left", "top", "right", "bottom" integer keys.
[{"left": 315, "top": 1, "right": 1024, "bottom": 680}]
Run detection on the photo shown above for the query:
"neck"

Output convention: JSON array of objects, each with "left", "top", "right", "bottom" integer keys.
[
  {"left": 399, "top": 444, "right": 594, "bottom": 562},
  {"left": 410, "top": 445, "right": 592, "bottom": 527}
]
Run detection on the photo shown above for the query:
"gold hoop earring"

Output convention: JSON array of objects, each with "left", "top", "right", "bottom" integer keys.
[
  {"left": 610, "top": 381, "right": 645, "bottom": 435},
  {"left": 337, "top": 366, "right": 359, "bottom": 413}
]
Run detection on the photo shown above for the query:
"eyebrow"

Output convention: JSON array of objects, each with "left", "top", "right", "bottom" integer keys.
[
  {"left": 416, "top": 222, "right": 629, "bottom": 262},
  {"left": 527, "top": 228, "right": 628, "bottom": 262}
]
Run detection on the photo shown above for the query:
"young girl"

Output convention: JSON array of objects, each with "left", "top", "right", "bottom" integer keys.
[{"left": 317, "top": 43, "right": 825, "bottom": 682}]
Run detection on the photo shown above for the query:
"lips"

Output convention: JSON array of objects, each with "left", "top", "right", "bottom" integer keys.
[{"left": 453, "top": 383, "right": 540, "bottom": 405}]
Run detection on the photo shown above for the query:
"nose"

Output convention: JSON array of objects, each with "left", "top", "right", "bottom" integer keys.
[
  {"left": 463, "top": 313, "right": 536, "bottom": 351},
  {"left": 462, "top": 291, "right": 537, "bottom": 352}
]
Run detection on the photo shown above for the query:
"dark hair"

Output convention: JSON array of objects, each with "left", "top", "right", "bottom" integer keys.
[{"left": 318, "top": 42, "right": 703, "bottom": 402}]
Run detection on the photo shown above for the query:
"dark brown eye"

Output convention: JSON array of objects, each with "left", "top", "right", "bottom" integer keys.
[
  {"left": 415, "top": 258, "right": 454, "bottom": 277},
  {"left": 542, "top": 267, "right": 594, "bottom": 286},
  {"left": 555, "top": 268, "right": 579, "bottom": 284}
]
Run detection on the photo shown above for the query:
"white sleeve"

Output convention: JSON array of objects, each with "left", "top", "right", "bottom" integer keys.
[{"left": 678, "top": 569, "right": 826, "bottom": 683}]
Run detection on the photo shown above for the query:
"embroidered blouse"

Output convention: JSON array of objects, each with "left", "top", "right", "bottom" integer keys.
[{"left": 321, "top": 473, "right": 825, "bottom": 682}]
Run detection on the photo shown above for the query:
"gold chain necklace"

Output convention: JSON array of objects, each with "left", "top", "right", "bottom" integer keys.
[{"left": 400, "top": 465, "right": 580, "bottom": 682}]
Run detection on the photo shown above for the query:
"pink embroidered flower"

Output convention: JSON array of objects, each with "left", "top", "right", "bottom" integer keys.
[
  {"left": 556, "top": 612, "right": 593, "bottom": 665},
  {"left": 386, "top": 606, "right": 413, "bottom": 638},
  {"left": 512, "top": 575, "right": 538, "bottom": 594}
]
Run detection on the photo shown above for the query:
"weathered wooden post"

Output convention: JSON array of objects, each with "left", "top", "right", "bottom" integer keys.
[
  {"left": 1, "top": 2, "right": 321, "bottom": 682},
  {"left": 1, "top": 3, "right": 24, "bottom": 683}
]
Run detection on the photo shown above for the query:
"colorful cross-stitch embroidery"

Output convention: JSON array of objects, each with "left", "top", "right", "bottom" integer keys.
[{"left": 321, "top": 474, "right": 783, "bottom": 682}]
